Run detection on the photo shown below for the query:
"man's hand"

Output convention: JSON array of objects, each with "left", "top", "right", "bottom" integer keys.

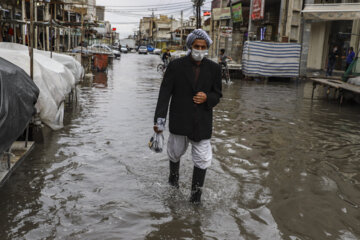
[
  {"left": 153, "top": 125, "right": 163, "bottom": 133},
  {"left": 193, "top": 92, "right": 207, "bottom": 104}
]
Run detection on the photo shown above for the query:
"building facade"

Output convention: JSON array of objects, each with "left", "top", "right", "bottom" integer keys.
[
  {"left": 153, "top": 15, "right": 180, "bottom": 49},
  {"left": 138, "top": 17, "right": 152, "bottom": 46},
  {"left": 301, "top": 0, "right": 360, "bottom": 76},
  {"left": 0, "top": 0, "right": 104, "bottom": 52}
]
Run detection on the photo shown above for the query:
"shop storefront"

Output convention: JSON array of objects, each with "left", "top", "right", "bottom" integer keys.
[
  {"left": 249, "top": 0, "right": 282, "bottom": 42},
  {"left": 303, "top": 3, "right": 360, "bottom": 72}
]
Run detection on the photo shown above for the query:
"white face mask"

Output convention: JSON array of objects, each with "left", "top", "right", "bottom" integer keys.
[{"left": 191, "top": 49, "right": 208, "bottom": 61}]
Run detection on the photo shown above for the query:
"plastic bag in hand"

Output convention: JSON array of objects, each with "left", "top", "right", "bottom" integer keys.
[{"left": 149, "top": 132, "right": 164, "bottom": 153}]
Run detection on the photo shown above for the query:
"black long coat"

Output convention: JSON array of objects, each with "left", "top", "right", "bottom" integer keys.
[{"left": 154, "top": 55, "right": 222, "bottom": 142}]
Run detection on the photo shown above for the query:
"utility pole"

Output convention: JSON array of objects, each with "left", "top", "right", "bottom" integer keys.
[
  {"left": 29, "top": 0, "right": 34, "bottom": 79},
  {"left": 193, "top": 0, "right": 204, "bottom": 29},
  {"left": 45, "top": 3, "right": 49, "bottom": 50},
  {"left": 248, "top": 0, "right": 254, "bottom": 41},
  {"left": 34, "top": 1, "right": 38, "bottom": 49},
  {"left": 180, "top": 10, "right": 183, "bottom": 47},
  {"left": 22, "top": 0, "right": 25, "bottom": 45},
  {"left": 54, "top": 3, "right": 58, "bottom": 52},
  {"left": 80, "top": 12, "right": 84, "bottom": 66},
  {"left": 148, "top": 8, "right": 157, "bottom": 45},
  {"left": 50, "top": 2, "right": 53, "bottom": 58},
  {"left": 68, "top": 11, "right": 71, "bottom": 51},
  {"left": 228, "top": 0, "right": 233, "bottom": 57},
  {"left": 196, "top": 0, "right": 200, "bottom": 29}
]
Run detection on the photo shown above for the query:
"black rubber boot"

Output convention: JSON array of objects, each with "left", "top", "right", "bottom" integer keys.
[
  {"left": 168, "top": 161, "right": 180, "bottom": 188},
  {"left": 190, "top": 166, "right": 207, "bottom": 204}
]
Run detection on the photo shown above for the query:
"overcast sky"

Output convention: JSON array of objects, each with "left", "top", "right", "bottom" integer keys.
[{"left": 96, "top": 0, "right": 212, "bottom": 39}]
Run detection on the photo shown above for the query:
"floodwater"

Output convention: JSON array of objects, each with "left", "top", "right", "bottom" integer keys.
[{"left": 1, "top": 54, "right": 360, "bottom": 240}]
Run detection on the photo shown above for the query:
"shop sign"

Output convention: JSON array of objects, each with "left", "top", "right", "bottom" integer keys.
[
  {"left": 251, "top": 0, "right": 265, "bottom": 20},
  {"left": 203, "top": 11, "right": 211, "bottom": 16},
  {"left": 232, "top": 3, "right": 243, "bottom": 23},
  {"left": 213, "top": 7, "right": 231, "bottom": 20},
  {"left": 220, "top": 26, "right": 232, "bottom": 37}
]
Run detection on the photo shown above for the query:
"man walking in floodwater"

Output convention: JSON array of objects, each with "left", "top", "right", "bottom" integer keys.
[{"left": 153, "top": 29, "right": 222, "bottom": 204}]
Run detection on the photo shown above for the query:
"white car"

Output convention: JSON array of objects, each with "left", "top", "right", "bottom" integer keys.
[
  {"left": 120, "top": 45, "right": 128, "bottom": 53},
  {"left": 138, "top": 46, "right": 148, "bottom": 54},
  {"left": 153, "top": 48, "right": 162, "bottom": 55},
  {"left": 91, "top": 44, "right": 120, "bottom": 58}
]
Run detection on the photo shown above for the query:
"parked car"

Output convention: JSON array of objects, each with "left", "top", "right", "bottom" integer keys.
[
  {"left": 112, "top": 42, "right": 120, "bottom": 50},
  {"left": 72, "top": 47, "right": 91, "bottom": 55},
  {"left": 120, "top": 45, "right": 128, "bottom": 53},
  {"left": 147, "top": 45, "right": 154, "bottom": 53},
  {"left": 104, "top": 44, "right": 121, "bottom": 58},
  {"left": 90, "top": 44, "right": 120, "bottom": 58},
  {"left": 153, "top": 48, "right": 162, "bottom": 55},
  {"left": 138, "top": 46, "right": 148, "bottom": 54}
]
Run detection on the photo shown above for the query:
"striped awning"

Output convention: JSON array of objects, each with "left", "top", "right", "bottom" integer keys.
[{"left": 303, "top": 3, "right": 360, "bottom": 20}]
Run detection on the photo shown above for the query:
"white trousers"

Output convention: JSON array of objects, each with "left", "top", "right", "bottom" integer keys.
[{"left": 167, "top": 133, "right": 212, "bottom": 170}]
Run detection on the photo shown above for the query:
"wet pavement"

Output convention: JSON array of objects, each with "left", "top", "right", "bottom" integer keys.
[{"left": 1, "top": 54, "right": 360, "bottom": 240}]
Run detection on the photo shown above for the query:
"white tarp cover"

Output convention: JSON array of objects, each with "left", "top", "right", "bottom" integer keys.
[
  {"left": 0, "top": 43, "right": 84, "bottom": 130},
  {"left": 242, "top": 41, "right": 301, "bottom": 77},
  {"left": 303, "top": 3, "right": 360, "bottom": 20}
]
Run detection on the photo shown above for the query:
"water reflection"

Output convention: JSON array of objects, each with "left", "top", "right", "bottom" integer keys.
[{"left": 93, "top": 72, "right": 108, "bottom": 88}]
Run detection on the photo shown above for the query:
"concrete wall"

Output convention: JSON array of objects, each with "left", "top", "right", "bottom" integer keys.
[
  {"left": 155, "top": 29, "right": 171, "bottom": 39},
  {"left": 307, "top": 21, "right": 327, "bottom": 70}
]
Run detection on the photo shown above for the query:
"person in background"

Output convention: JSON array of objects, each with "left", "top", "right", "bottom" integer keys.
[
  {"left": 153, "top": 29, "right": 222, "bottom": 204},
  {"left": 326, "top": 45, "right": 339, "bottom": 77},
  {"left": 162, "top": 49, "right": 171, "bottom": 68},
  {"left": 346, "top": 47, "right": 355, "bottom": 71},
  {"left": 218, "top": 49, "right": 232, "bottom": 67}
]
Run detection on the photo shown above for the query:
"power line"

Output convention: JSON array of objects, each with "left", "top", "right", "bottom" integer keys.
[
  {"left": 67, "top": 1, "right": 193, "bottom": 8},
  {"left": 108, "top": 22, "right": 140, "bottom": 24},
  {"left": 97, "top": 1, "right": 194, "bottom": 8},
  {"left": 104, "top": 4, "right": 192, "bottom": 12}
]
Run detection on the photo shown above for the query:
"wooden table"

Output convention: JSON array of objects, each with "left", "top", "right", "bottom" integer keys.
[{"left": 309, "top": 78, "right": 360, "bottom": 104}]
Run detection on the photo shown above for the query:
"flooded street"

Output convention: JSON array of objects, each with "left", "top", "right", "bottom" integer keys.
[{"left": 1, "top": 54, "right": 360, "bottom": 239}]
